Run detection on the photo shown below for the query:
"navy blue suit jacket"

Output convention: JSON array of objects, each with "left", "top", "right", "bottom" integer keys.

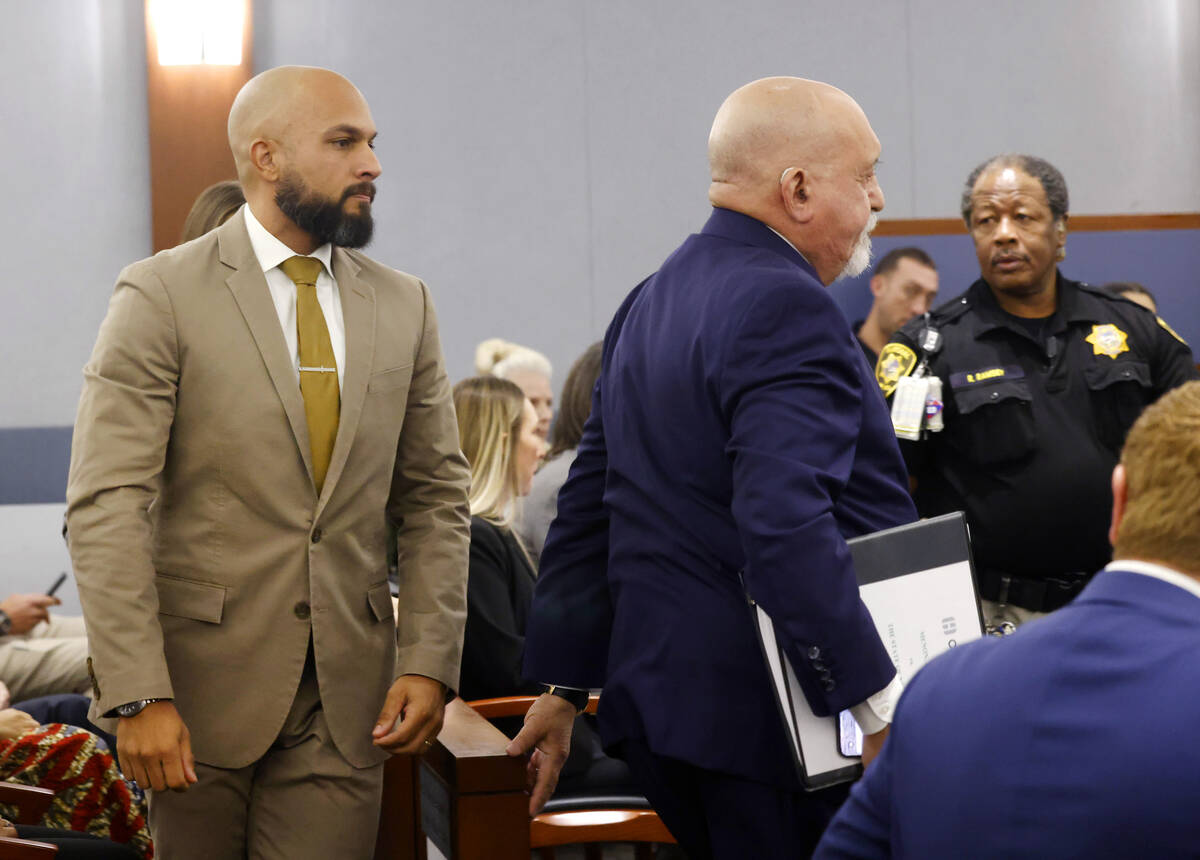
[
  {"left": 523, "top": 208, "right": 916, "bottom": 787},
  {"left": 817, "top": 568, "right": 1200, "bottom": 858}
]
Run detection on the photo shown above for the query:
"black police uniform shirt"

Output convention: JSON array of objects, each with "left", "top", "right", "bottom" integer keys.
[
  {"left": 852, "top": 318, "right": 879, "bottom": 369},
  {"left": 875, "top": 273, "right": 1197, "bottom": 581}
]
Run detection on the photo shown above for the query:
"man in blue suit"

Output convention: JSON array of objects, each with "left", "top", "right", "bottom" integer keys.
[
  {"left": 816, "top": 380, "right": 1200, "bottom": 859},
  {"left": 508, "top": 77, "right": 917, "bottom": 857}
]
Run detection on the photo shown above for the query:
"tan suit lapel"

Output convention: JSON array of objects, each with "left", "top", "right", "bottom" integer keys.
[
  {"left": 317, "top": 247, "right": 376, "bottom": 512},
  {"left": 217, "top": 218, "right": 316, "bottom": 489}
]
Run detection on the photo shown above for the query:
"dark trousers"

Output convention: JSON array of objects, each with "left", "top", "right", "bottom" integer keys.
[
  {"left": 617, "top": 740, "right": 849, "bottom": 859},
  {"left": 14, "top": 826, "right": 140, "bottom": 860}
]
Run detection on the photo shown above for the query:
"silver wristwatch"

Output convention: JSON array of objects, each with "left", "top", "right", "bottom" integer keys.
[
  {"left": 115, "top": 698, "right": 171, "bottom": 718},
  {"left": 0, "top": 610, "right": 11, "bottom": 636}
]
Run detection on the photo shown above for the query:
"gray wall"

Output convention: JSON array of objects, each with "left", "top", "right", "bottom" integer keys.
[
  {"left": 0, "top": 0, "right": 1196, "bottom": 437},
  {"left": 0, "top": 0, "right": 150, "bottom": 430},
  {"left": 253, "top": 0, "right": 1200, "bottom": 388}
]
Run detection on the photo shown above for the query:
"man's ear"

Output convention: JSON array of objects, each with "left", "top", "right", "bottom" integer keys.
[
  {"left": 249, "top": 138, "right": 281, "bottom": 183},
  {"left": 1053, "top": 216, "right": 1067, "bottom": 261},
  {"left": 1109, "top": 463, "right": 1127, "bottom": 547},
  {"left": 780, "top": 167, "right": 815, "bottom": 224},
  {"left": 869, "top": 274, "right": 885, "bottom": 297}
]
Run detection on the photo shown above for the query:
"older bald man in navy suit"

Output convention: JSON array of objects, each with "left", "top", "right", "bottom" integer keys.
[
  {"left": 507, "top": 77, "right": 917, "bottom": 859},
  {"left": 817, "top": 380, "right": 1200, "bottom": 859}
]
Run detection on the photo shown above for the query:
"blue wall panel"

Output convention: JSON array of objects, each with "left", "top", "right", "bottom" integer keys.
[
  {"left": 0, "top": 427, "right": 72, "bottom": 504},
  {"left": 831, "top": 229, "right": 1200, "bottom": 349},
  {"left": 3, "top": 229, "right": 1195, "bottom": 504}
]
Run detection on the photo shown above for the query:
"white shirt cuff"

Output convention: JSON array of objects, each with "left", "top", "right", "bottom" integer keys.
[{"left": 848, "top": 672, "right": 904, "bottom": 735}]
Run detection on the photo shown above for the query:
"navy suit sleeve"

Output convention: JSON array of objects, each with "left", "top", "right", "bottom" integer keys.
[
  {"left": 813, "top": 719, "right": 896, "bottom": 859},
  {"left": 815, "top": 646, "right": 948, "bottom": 858},
  {"left": 721, "top": 278, "right": 896, "bottom": 715},
  {"left": 522, "top": 283, "right": 647, "bottom": 688}
]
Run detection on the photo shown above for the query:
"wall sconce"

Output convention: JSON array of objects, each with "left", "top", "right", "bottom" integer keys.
[{"left": 149, "top": 0, "right": 245, "bottom": 65}]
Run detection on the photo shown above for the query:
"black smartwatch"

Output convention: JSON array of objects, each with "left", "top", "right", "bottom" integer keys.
[
  {"left": 546, "top": 685, "right": 589, "bottom": 713},
  {"left": 114, "top": 698, "right": 171, "bottom": 718}
]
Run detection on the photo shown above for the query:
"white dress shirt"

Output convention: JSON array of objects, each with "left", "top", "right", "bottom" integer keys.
[
  {"left": 241, "top": 204, "right": 346, "bottom": 390},
  {"left": 1105, "top": 559, "right": 1200, "bottom": 600}
]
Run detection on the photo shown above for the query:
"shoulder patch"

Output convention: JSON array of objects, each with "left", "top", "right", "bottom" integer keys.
[
  {"left": 1156, "top": 315, "right": 1188, "bottom": 346},
  {"left": 875, "top": 343, "right": 918, "bottom": 396}
]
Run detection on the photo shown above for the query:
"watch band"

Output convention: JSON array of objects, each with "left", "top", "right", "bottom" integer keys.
[
  {"left": 114, "top": 698, "right": 171, "bottom": 718},
  {"left": 546, "top": 685, "right": 589, "bottom": 713}
]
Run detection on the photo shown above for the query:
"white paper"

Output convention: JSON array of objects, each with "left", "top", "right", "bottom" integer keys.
[{"left": 754, "top": 556, "right": 982, "bottom": 786}]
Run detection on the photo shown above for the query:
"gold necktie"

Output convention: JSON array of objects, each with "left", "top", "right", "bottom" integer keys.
[{"left": 279, "top": 256, "right": 339, "bottom": 492}]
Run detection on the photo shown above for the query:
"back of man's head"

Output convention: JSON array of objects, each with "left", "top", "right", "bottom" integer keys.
[
  {"left": 1114, "top": 381, "right": 1200, "bottom": 573},
  {"left": 1101, "top": 281, "right": 1158, "bottom": 313}
]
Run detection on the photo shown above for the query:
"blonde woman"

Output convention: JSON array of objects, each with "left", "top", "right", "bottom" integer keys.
[
  {"left": 453, "top": 377, "right": 633, "bottom": 793},
  {"left": 452, "top": 376, "right": 548, "bottom": 702},
  {"left": 474, "top": 338, "right": 554, "bottom": 439}
]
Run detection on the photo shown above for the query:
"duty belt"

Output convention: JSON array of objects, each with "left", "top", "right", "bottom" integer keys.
[{"left": 977, "top": 569, "right": 1090, "bottom": 613}]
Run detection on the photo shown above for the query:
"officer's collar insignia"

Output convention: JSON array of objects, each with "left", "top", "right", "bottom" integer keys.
[
  {"left": 875, "top": 343, "right": 918, "bottom": 396},
  {"left": 1085, "top": 323, "right": 1130, "bottom": 359},
  {"left": 1156, "top": 316, "right": 1188, "bottom": 346}
]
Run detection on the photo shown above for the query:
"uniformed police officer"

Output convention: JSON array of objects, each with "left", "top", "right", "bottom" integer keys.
[{"left": 875, "top": 154, "right": 1197, "bottom": 632}]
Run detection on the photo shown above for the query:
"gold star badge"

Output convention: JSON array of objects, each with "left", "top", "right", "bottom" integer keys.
[
  {"left": 1085, "top": 323, "right": 1130, "bottom": 359},
  {"left": 875, "top": 343, "right": 918, "bottom": 395}
]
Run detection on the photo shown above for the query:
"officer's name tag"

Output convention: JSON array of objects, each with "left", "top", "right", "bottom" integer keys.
[
  {"left": 949, "top": 365, "right": 1024, "bottom": 388},
  {"left": 891, "top": 375, "right": 929, "bottom": 441}
]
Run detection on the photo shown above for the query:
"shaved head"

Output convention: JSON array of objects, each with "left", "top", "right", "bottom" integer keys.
[
  {"left": 708, "top": 77, "right": 867, "bottom": 193},
  {"left": 226, "top": 66, "right": 381, "bottom": 253},
  {"left": 706, "top": 76, "right": 884, "bottom": 285},
  {"left": 228, "top": 66, "right": 370, "bottom": 186}
]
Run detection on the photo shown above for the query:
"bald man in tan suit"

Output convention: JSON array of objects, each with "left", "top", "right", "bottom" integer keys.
[{"left": 66, "top": 67, "right": 470, "bottom": 858}]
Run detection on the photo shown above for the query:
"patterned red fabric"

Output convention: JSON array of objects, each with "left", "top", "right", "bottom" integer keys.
[{"left": 0, "top": 722, "right": 152, "bottom": 858}]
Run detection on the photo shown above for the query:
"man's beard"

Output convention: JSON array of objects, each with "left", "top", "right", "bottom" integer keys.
[
  {"left": 275, "top": 171, "right": 375, "bottom": 249},
  {"left": 836, "top": 212, "right": 878, "bottom": 281}
]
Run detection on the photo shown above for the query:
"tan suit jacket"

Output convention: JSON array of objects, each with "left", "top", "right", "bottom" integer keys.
[{"left": 66, "top": 214, "right": 471, "bottom": 769}]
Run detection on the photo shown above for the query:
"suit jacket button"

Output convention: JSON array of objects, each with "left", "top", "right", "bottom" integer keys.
[
  {"left": 294, "top": 601, "right": 311, "bottom": 620},
  {"left": 822, "top": 679, "right": 836, "bottom": 692},
  {"left": 311, "top": 528, "right": 323, "bottom": 544},
  {"left": 807, "top": 646, "right": 821, "bottom": 659},
  {"left": 812, "top": 659, "right": 827, "bottom": 672}
]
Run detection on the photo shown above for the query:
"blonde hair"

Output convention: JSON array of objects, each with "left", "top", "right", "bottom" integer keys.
[
  {"left": 1113, "top": 381, "right": 1200, "bottom": 572},
  {"left": 181, "top": 180, "right": 245, "bottom": 243},
  {"left": 453, "top": 376, "right": 526, "bottom": 525},
  {"left": 474, "top": 338, "right": 553, "bottom": 381}
]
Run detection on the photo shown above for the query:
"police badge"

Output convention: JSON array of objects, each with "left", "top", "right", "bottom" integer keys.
[{"left": 1085, "top": 323, "right": 1130, "bottom": 359}]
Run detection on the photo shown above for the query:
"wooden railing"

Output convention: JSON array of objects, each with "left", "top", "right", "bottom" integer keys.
[{"left": 375, "top": 698, "right": 529, "bottom": 860}]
